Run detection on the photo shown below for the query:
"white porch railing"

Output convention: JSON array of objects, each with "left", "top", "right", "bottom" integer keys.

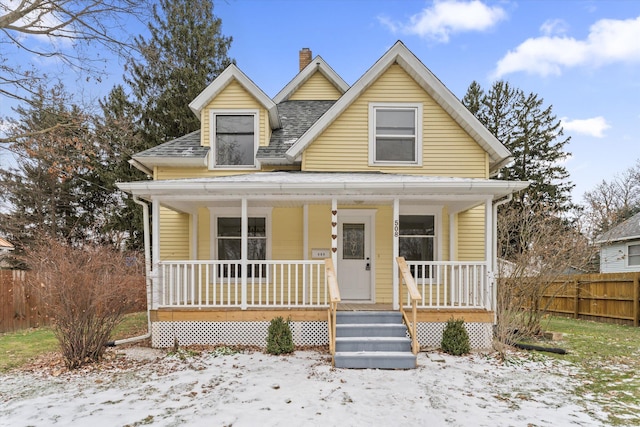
[
  {"left": 404, "top": 261, "right": 492, "bottom": 310},
  {"left": 157, "top": 260, "right": 492, "bottom": 310},
  {"left": 159, "top": 260, "right": 327, "bottom": 308}
]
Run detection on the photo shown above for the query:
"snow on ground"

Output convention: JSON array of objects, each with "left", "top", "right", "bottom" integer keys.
[{"left": 0, "top": 347, "right": 609, "bottom": 427}]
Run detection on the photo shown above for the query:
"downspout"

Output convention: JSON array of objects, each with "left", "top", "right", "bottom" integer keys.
[
  {"left": 106, "top": 195, "right": 152, "bottom": 346},
  {"left": 492, "top": 194, "right": 512, "bottom": 323}
]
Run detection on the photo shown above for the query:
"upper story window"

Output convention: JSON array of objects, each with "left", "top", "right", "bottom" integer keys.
[
  {"left": 369, "top": 103, "right": 422, "bottom": 166},
  {"left": 211, "top": 110, "right": 259, "bottom": 168}
]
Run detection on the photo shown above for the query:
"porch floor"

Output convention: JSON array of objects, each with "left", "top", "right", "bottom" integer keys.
[{"left": 337, "top": 303, "right": 393, "bottom": 311}]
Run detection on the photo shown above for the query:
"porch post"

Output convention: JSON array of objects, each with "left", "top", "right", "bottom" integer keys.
[
  {"left": 241, "top": 197, "right": 248, "bottom": 309},
  {"left": 393, "top": 198, "right": 399, "bottom": 310},
  {"left": 484, "top": 197, "right": 493, "bottom": 311},
  {"left": 152, "top": 198, "right": 161, "bottom": 307},
  {"left": 331, "top": 198, "right": 338, "bottom": 274},
  {"left": 449, "top": 213, "right": 456, "bottom": 261}
]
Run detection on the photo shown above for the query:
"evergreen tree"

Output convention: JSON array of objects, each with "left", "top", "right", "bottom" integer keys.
[
  {"left": 124, "top": 0, "right": 233, "bottom": 145},
  {"left": 463, "top": 80, "right": 574, "bottom": 212},
  {"left": 93, "top": 85, "right": 148, "bottom": 249}
]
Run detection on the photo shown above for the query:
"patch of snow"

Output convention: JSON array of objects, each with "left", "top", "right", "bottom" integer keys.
[{"left": 0, "top": 349, "right": 609, "bottom": 426}]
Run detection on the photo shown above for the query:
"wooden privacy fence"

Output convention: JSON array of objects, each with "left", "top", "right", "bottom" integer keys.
[
  {"left": 0, "top": 270, "right": 147, "bottom": 333},
  {"left": 541, "top": 272, "right": 640, "bottom": 326},
  {"left": 0, "top": 270, "right": 49, "bottom": 333}
]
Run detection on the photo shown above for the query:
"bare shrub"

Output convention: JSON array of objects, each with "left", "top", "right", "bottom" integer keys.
[
  {"left": 23, "top": 238, "right": 144, "bottom": 369},
  {"left": 495, "top": 204, "right": 596, "bottom": 357}
]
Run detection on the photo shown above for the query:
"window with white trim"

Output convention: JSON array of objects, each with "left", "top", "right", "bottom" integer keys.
[
  {"left": 216, "top": 217, "right": 266, "bottom": 277},
  {"left": 211, "top": 111, "right": 259, "bottom": 168},
  {"left": 369, "top": 103, "right": 422, "bottom": 165},
  {"left": 399, "top": 215, "right": 435, "bottom": 278},
  {"left": 628, "top": 243, "right": 640, "bottom": 266}
]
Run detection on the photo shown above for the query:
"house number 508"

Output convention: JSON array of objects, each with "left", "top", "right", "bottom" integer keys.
[{"left": 394, "top": 220, "right": 399, "bottom": 237}]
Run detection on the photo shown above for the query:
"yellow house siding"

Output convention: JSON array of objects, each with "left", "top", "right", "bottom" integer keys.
[
  {"left": 374, "top": 205, "right": 393, "bottom": 303},
  {"left": 307, "top": 205, "right": 331, "bottom": 260},
  {"left": 200, "top": 79, "right": 270, "bottom": 148},
  {"left": 159, "top": 207, "right": 190, "bottom": 260},
  {"left": 302, "top": 64, "right": 487, "bottom": 178},
  {"left": 457, "top": 206, "right": 485, "bottom": 260},
  {"left": 156, "top": 167, "right": 251, "bottom": 180},
  {"left": 289, "top": 72, "right": 342, "bottom": 101},
  {"left": 441, "top": 207, "right": 450, "bottom": 261},
  {"left": 272, "top": 207, "right": 303, "bottom": 260}
]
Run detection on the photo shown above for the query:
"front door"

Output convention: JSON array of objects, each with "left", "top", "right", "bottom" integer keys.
[{"left": 338, "top": 213, "right": 373, "bottom": 301}]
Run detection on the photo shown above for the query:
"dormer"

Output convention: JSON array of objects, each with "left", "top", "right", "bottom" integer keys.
[{"left": 188, "top": 65, "right": 280, "bottom": 170}]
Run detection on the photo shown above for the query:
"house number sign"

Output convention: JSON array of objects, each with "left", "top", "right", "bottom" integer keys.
[{"left": 394, "top": 220, "right": 399, "bottom": 237}]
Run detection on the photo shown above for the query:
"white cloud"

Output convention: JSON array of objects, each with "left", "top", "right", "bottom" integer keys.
[
  {"left": 561, "top": 116, "right": 610, "bottom": 138},
  {"left": 494, "top": 16, "right": 640, "bottom": 77},
  {"left": 540, "top": 19, "right": 569, "bottom": 36},
  {"left": 379, "top": 0, "right": 507, "bottom": 43}
]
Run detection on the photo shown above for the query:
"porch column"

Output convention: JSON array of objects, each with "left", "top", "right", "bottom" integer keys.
[
  {"left": 449, "top": 213, "right": 456, "bottom": 261},
  {"left": 331, "top": 198, "right": 337, "bottom": 273},
  {"left": 392, "top": 198, "right": 399, "bottom": 310},
  {"left": 484, "top": 197, "right": 493, "bottom": 311},
  {"left": 152, "top": 198, "right": 161, "bottom": 307},
  {"left": 241, "top": 197, "right": 248, "bottom": 310}
]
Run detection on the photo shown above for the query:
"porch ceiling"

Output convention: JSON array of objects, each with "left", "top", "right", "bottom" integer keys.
[{"left": 116, "top": 172, "right": 529, "bottom": 214}]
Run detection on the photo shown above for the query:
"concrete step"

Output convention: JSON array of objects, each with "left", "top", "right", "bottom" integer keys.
[
  {"left": 334, "top": 351, "right": 417, "bottom": 369},
  {"left": 336, "top": 323, "right": 408, "bottom": 338},
  {"left": 336, "top": 311, "right": 402, "bottom": 324},
  {"left": 335, "top": 336, "right": 412, "bottom": 352}
]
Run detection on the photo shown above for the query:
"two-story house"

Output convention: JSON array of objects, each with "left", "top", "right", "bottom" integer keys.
[{"left": 118, "top": 41, "right": 528, "bottom": 368}]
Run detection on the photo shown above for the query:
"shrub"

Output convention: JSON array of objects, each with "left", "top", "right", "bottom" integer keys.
[
  {"left": 266, "top": 316, "right": 294, "bottom": 355},
  {"left": 441, "top": 317, "right": 471, "bottom": 356},
  {"left": 23, "top": 238, "right": 143, "bottom": 369}
]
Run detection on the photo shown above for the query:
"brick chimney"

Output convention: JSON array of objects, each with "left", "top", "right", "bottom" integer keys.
[{"left": 299, "top": 48, "right": 312, "bottom": 71}]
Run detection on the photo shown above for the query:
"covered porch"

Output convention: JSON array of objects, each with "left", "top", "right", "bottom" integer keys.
[{"left": 118, "top": 171, "right": 527, "bottom": 348}]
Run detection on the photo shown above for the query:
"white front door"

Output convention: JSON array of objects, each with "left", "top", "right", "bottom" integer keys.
[{"left": 338, "top": 213, "right": 373, "bottom": 301}]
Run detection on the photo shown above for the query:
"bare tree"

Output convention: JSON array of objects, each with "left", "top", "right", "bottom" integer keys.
[
  {"left": 0, "top": 0, "right": 149, "bottom": 138},
  {"left": 494, "top": 203, "right": 596, "bottom": 357},
  {"left": 582, "top": 161, "right": 640, "bottom": 239}
]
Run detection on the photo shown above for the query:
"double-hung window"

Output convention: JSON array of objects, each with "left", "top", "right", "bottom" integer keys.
[
  {"left": 399, "top": 215, "right": 435, "bottom": 278},
  {"left": 369, "top": 103, "right": 422, "bottom": 165},
  {"left": 217, "top": 217, "right": 267, "bottom": 277},
  {"left": 628, "top": 243, "right": 640, "bottom": 266},
  {"left": 211, "top": 111, "right": 259, "bottom": 168}
]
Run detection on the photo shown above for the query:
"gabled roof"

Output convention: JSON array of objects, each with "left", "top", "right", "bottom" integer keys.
[
  {"left": 595, "top": 212, "right": 640, "bottom": 244},
  {"left": 257, "top": 100, "right": 336, "bottom": 162},
  {"left": 189, "top": 64, "right": 281, "bottom": 129},
  {"left": 285, "top": 41, "right": 512, "bottom": 173},
  {"left": 273, "top": 55, "right": 350, "bottom": 103}
]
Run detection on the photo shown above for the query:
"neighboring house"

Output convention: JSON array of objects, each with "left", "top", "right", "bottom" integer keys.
[
  {"left": 117, "top": 41, "right": 528, "bottom": 355},
  {"left": 595, "top": 212, "right": 640, "bottom": 273},
  {"left": 0, "top": 237, "right": 15, "bottom": 269}
]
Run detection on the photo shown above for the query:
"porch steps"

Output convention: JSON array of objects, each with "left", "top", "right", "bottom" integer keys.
[{"left": 333, "top": 311, "right": 417, "bottom": 369}]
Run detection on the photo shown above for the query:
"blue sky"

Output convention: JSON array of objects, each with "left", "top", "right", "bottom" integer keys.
[{"left": 3, "top": 0, "right": 640, "bottom": 204}]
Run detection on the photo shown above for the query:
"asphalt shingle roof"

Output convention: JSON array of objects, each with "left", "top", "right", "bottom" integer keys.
[
  {"left": 258, "top": 100, "right": 336, "bottom": 159},
  {"left": 132, "top": 100, "right": 335, "bottom": 163},
  {"left": 596, "top": 211, "right": 640, "bottom": 243},
  {"left": 133, "top": 131, "right": 208, "bottom": 159}
]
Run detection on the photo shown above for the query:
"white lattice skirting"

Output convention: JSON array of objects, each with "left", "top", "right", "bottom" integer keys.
[{"left": 151, "top": 321, "right": 493, "bottom": 349}]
